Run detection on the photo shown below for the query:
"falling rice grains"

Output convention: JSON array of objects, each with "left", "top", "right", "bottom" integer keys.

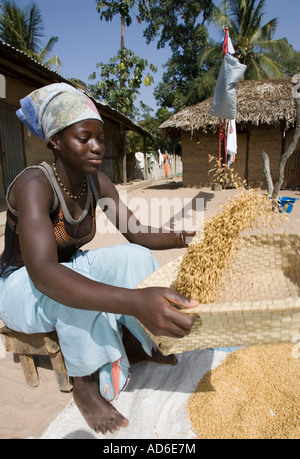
[
  {"left": 188, "top": 344, "right": 300, "bottom": 439},
  {"left": 175, "top": 189, "right": 279, "bottom": 303}
]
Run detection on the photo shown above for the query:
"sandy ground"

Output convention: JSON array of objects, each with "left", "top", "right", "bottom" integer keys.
[{"left": 0, "top": 177, "right": 299, "bottom": 439}]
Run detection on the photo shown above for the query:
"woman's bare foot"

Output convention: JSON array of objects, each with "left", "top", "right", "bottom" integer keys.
[
  {"left": 72, "top": 374, "right": 129, "bottom": 434},
  {"left": 122, "top": 326, "right": 178, "bottom": 365}
]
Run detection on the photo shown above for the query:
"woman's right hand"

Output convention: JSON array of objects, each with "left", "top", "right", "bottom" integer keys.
[{"left": 132, "top": 287, "right": 198, "bottom": 338}]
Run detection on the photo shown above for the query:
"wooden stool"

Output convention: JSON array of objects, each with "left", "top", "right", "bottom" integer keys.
[{"left": 0, "top": 326, "right": 71, "bottom": 392}]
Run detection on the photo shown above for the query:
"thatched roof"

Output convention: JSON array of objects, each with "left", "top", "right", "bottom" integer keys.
[{"left": 159, "top": 79, "right": 297, "bottom": 138}]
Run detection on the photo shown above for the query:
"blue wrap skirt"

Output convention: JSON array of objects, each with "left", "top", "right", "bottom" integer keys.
[{"left": 0, "top": 243, "right": 159, "bottom": 401}]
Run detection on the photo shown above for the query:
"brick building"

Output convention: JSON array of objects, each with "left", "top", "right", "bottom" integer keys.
[{"left": 159, "top": 79, "right": 299, "bottom": 190}]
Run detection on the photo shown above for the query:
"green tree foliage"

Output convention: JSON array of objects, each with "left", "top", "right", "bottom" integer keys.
[
  {"left": 126, "top": 107, "right": 180, "bottom": 156},
  {"left": 0, "top": 0, "right": 61, "bottom": 71},
  {"left": 265, "top": 38, "right": 300, "bottom": 77},
  {"left": 143, "top": 0, "right": 216, "bottom": 111},
  {"left": 92, "top": 0, "right": 156, "bottom": 118},
  {"left": 95, "top": 0, "right": 149, "bottom": 27},
  {"left": 153, "top": 42, "right": 221, "bottom": 113},
  {"left": 201, "top": 0, "right": 293, "bottom": 80},
  {"left": 89, "top": 48, "right": 157, "bottom": 117}
]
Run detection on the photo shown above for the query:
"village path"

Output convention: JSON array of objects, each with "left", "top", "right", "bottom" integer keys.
[{"left": 0, "top": 177, "right": 299, "bottom": 439}]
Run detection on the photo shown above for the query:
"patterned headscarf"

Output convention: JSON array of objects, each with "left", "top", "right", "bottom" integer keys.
[{"left": 16, "top": 83, "right": 103, "bottom": 142}]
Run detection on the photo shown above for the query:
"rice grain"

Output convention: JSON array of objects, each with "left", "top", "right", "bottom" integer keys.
[{"left": 188, "top": 344, "right": 300, "bottom": 439}]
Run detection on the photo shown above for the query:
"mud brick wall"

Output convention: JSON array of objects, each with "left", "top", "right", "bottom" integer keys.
[{"left": 181, "top": 125, "right": 283, "bottom": 190}]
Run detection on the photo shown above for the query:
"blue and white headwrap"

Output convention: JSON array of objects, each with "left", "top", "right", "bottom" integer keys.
[{"left": 16, "top": 83, "right": 103, "bottom": 142}]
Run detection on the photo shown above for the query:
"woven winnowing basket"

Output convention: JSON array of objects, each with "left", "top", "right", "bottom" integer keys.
[{"left": 136, "top": 233, "right": 300, "bottom": 356}]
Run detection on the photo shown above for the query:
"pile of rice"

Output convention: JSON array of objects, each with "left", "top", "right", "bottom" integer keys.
[{"left": 188, "top": 343, "right": 300, "bottom": 439}]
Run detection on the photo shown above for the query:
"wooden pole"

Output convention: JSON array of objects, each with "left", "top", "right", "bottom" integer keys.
[
  {"left": 143, "top": 135, "right": 148, "bottom": 180},
  {"left": 121, "top": 125, "right": 127, "bottom": 184}
]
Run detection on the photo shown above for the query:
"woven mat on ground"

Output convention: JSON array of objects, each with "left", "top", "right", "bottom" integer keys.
[{"left": 38, "top": 348, "right": 231, "bottom": 440}]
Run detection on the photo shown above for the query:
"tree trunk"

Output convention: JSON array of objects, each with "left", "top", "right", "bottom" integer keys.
[
  {"left": 261, "top": 151, "right": 273, "bottom": 196},
  {"left": 120, "top": 15, "right": 125, "bottom": 90},
  {"left": 261, "top": 92, "right": 300, "bottom": 200}
]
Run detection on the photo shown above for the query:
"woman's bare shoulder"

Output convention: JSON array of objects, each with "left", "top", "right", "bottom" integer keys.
[
  {"left": 8, "top": 167, "right": 54, "bottom": 211},
  {"left": 95, "top": 171, "right": 119, "bottom": 199}
]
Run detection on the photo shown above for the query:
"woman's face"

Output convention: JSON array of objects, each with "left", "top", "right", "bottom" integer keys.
[{"left": 52, "top": 119, "right": 105, "bottom": 173}]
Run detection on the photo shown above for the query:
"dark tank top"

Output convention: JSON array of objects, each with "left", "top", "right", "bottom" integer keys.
[{"left": 0, "top": 162, "right": 100, "bottom": 278}]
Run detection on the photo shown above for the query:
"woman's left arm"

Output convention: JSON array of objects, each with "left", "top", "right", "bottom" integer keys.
[{"left": 97, "top": 172, "right": 194, "bottom": 250}]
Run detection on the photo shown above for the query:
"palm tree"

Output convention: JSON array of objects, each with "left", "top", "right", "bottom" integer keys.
[
  {"left": 0, "top": 0, "right": 61, "bottom": 71},
  {"left": 200, "top": 0, "right": 292, "bottom": 80}
]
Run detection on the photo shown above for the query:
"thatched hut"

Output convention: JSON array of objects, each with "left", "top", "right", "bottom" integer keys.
[{"left": 159, "top": 79, "right": 299, "bottom": 189}]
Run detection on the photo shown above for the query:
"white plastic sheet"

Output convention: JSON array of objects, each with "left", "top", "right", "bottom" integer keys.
[{"left": 39, "top": 348, "right": 230, "bottom": 439}]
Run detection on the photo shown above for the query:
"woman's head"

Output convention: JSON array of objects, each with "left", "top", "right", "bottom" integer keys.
[
  {"left": 16, "top": 83, "right": 103, "bottom": 142},
  {"left": 49, "top": 118, "right": 105, "bottom": 173}
]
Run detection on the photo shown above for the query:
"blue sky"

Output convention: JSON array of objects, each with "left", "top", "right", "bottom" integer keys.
[{"left": 13, "top": 0, "right": 300, "bottom": 112}]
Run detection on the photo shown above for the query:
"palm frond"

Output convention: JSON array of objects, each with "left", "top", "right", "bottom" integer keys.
[
  {"left": 199, "top": 43, "right": 223, "bottom": 68},
  {"left": 25, "top": 2, "right": 44, "bottom": 52},
  {"left": 38, "top": 35, "right": 59, "bottom": 60},
  {"left": 255, "top": 53, "right": 285, "bottom": 78},
  {"left": 43, "top": 54, "right": 62, "bottom": 72},
  {"left": 0, "top": 0, "right": 61, "bottom": 69},
  {"left": 201, "top": 0, "right": 284, "bottom": 83}
]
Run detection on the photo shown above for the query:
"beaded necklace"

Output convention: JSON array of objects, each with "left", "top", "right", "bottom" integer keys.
[{"left": 52, "top": 162, "right": 87, "bottom": 200}]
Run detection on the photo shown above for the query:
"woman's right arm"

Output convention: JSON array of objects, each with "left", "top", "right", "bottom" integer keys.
[{"left": 12, "top": 171, "right": 196, "bottom": 338}]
